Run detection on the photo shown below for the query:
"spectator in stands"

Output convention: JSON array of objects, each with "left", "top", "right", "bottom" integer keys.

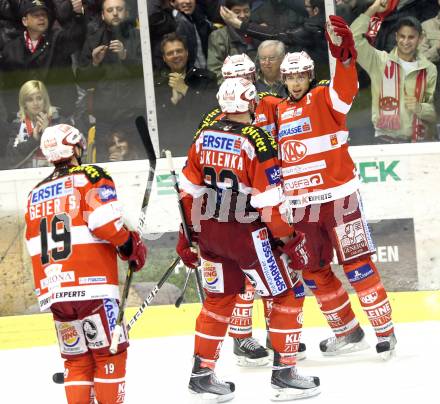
[
  {"left": 219, "top": 0, "right": 329, "bottom": 79},
  {"left": 77, "top": 0, "right": 145, "bottom": 162},
  {"left": 255, "top": 40, "right": 287, "bottom": 97},
  {"left": 208, "top": 0, "right": 259, "bottom": 84},
  {"left": 336, "top": 0, "right": 371, "bottom": 25},
  {"left": 419, "top": 0, "right": 440, "bottom": 130},
  {"left": 373, "top": 0, "right": 438, "bottom": 52},
  {"left": 171, "top": 0, "right": 212, "bottom": 69},
  {"left": 149, "top": 0, "right": 176, "bottom": 69},
  {"left": 250, "top": 0, "right": 305, "bottom": 33},
  {"left": 351, "top": 0, "right": 438, "bottom": 143},
  {"left": 106, "top": 130, "right": 140, "bottom": 161},
  {"left": 155, "top": 33, "right": 217, "bottom": 155},
  {"left": 0, "top": 0, "right": 86, "bottom": 123},
  {"left": 6, "top": 80, "right": 68, "bottom": 168}
]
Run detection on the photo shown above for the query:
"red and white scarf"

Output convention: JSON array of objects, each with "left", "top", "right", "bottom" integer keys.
[
  {"left": 377, "top": 60, "right": 427, "bottom": 141},
  {"left": 24, "top": 30, "right": 42, "bottom": 53}
]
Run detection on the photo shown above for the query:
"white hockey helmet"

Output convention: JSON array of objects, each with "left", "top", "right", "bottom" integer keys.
[
  {"left": 280, "top": 51, "right": 315, "bottom": 81},
  {"left": 217, "top": 77, "right": 258, "bottom": 114},
  {"left": 40, "top": 124, "right": 86, "bottom": 163},
  {"left": 221, "top": 54, "right": 256, "bottom": 82}
]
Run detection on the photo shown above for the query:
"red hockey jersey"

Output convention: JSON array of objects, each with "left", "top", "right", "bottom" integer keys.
[
  {"left": 25, "top": 164, "right": 130, "bottom": 311},
  {"left": 276, "top": 60, "right": 360, "bottom": 207},
  {"left": 181, "top": 119, "right": 293, "bottom": 238}
]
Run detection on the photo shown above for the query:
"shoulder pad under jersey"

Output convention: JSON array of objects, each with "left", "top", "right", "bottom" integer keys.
[
  {"left": 241, "top": 125, "right": 278, "bottom": 162},
  {"left": 194, "top": 107, "right": 223, "bottom": 140},
  {"left": 317, "top": 79, "right": 330, "bottom": 86},
  {"left": 258, "top": 91, "right": 281, "bottom": 100},
  {"left": 69, "top": 164, "right": 112, "bottom": 184}
]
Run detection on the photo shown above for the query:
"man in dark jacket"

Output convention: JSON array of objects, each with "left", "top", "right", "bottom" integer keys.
[
  {"left": 155, "top": 32, "right": 217, "bottom": 156},
  {"left": 220, "top": 0, "right": 329, "bottom": 78},
  {"left": 0, "top": 0, "right": 86, "bottom": 121},
  {"left": 77, "top": 0, "right": 145, "bottom": 162},
  {"left": 171, "top": 0, "right": 212, "bottom": 69}
]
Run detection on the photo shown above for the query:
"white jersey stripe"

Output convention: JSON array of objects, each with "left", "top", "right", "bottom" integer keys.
[
  {"left": 94, "top": 377, "right": 125, "bottom": 384},
  {"left": 195, "top": 331, "right": 224, "bottom": 340},
  {"left": 88, "top": 201, "right": 123, "bottom": 231},
  {"left": 64, "top": 381, "right": 94, "bottom": 387},
  {"left": 26, "top": 225, "right": 109, "bottom": 257},
  {"left": 251, "top": 186, "right": 284, "bottom": 209},
  {"left": 329, "top": 80, "right": 352, "bottom": 114},
  {"left": 286, "top": 176, "right": 360, "bottom": 207},
  {"left": 269, "top": 328, "right": 302, "bottom": 333}
]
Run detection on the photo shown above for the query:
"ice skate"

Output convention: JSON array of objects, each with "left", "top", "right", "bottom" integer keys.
[
  {"left": 233, "top": 337, "right": 270, "bottom": 367},
  {"left": 266, "top": 335, "right": 307, "bottom": 361},
  {"left": 271, "top": 352, "right": 320, "bottom": 401},
  {"left": 376, "top": 333, "right": 397, "bottom": 360},
  {"left": 189, "top": 356, "right": 235, "bottom": 403},
  {"left": 320, "top": 326, "right": 369, "bottom": 356}
]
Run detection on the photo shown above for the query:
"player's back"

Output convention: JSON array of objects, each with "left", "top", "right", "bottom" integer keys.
[{"left": 25, "top": 164, "right": 121, "bottom": 311}]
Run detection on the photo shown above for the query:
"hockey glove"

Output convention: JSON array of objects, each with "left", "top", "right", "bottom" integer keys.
[
  {"left": 117, "top": 231, "right": 147, "bottom": 271},
  {"left": 280, "top": 231, "right": 311, "bottom": 271},
  {"left": 176, "top": 225, "right": 199, "bottom": 269},
  {"left": 325, "top": 15, "right": 357, "bottom": 63}
]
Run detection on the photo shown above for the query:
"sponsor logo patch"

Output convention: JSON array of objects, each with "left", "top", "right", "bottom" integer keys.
[
  {"left": 282, "top": 160, "right": 327, "bottom": 176},
  {"left": 59, "top": 322, "right": 80, "bottom": 348},
  {"left": 202, "top": 131, "right": 242, "bottom": 155},
  {"left": 79, "top": 276, "right": 107, "bottom": 285},
  {"left": 278, "top": 117, "right": 312, "bottom": 139},
  {"left": 104, "top": 298, "right": 118, "bottom": 333},
  {"left": 265, "top": 165, "right": 281, "bottom": 185},
  {"left": 98, "top": 185, "right": 117, "bottom": 202},
  {"left": 281, "top": 140, "right": 307, "bottom": 163},
  {"left": 31, "top": 176, "right": 74, "bottom": 205},
  {"left": 284, "top": 173, "right": 323, "bottom": 191},
  {"left": 254, "top": 113, "right": 267, "bottom": 123},
  {"left": 201, "top": 260, "right": 224, "bottom": 293},
  {"left": 83, "top": 319, "right": 98, "bottom": 341},
  {"left": 335, "top": 219, "right": 370, "bottom": 261},
  {"left": 252, "top": 228, "right": 287, "bottom": 295},
  {"left": 346, "top": 264, "right": 375, "bottom": 283},
  {"left": 40, "top": 264, "right": 74, "bottom": 291}
]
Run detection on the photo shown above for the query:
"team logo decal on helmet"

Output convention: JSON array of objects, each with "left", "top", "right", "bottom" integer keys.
[
  {"left": 222, "top": 54, "right": 256, "bottom": 82},
  {"left": 40, "top": 124, "right": 86, "bottom": 163},
  {"left": 280, "top": 51, "right": 315, "bottom": 80},
  {"left": 217, "top": 77, "right": 258, "bottom": 114}
]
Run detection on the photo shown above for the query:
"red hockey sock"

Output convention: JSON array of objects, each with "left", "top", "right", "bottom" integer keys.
[
  {"left": 268, "top": 290, "right": 304, "bottom": 365},
  {"left": 343, "top": 258, "right": 394, "bottom": 337},
  {"left": 303, "top": 265, "right": 358, "bottom": 336},
  {"left": 93, "top": 349, "right": 127, "bottom": 404},
  {"left": 228, "top": 277, "right": 255, "bottom": 338},
  {"left": 194, "top": 294, "right": 236, "bottom": 366},
  {"left": 64, "top": 353, "right": 95, "bottom": 404}
]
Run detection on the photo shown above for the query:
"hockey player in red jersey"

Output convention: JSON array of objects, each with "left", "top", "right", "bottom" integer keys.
[
  {"left": 276, "top": 16, "right": 396, "bottom": 359},
  {"left": 24, "top": 124, "right": 147, "bottom": 403},
  {"left": 196, "top": 53, "right": 306, "bottom": 367},
  {"left": 176, "top": 77, "right": 320, "bottom": 402}
]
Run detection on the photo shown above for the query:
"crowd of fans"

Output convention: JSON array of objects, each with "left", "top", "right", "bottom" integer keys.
[{"left": 0, "top": 0, "right": 439, "bottom": 168}]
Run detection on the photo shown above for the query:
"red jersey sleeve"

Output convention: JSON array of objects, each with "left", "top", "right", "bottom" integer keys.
[{"left": 73, "top": 165, "right": 130, "bottom": 247}]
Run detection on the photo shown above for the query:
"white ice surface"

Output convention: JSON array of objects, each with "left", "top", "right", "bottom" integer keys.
[{"left": 2, "top": 321, "right": 438, "bottom": 404}]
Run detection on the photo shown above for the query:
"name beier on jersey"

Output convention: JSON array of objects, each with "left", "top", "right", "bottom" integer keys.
[{"left": 29, "top": 176, "right": 76, "bottom": 220}]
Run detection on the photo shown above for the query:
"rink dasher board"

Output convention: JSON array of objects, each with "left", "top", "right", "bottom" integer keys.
[
  {"left": 2, "top": 142, "right": 440, "bottom": 290},
  {"left": 1, "top": 290, "right": 439, "bottom": 350}
]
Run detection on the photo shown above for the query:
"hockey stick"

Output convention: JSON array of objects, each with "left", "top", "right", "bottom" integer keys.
[
  {"left": 175, "top": 267, "right": 192, "bottom": 308},
  {"left": 164, "top": 150, "right": 205, "bottom": 303},
  {"left": 52, "top": 256, "right": 181, "bottom": 384},
  {"left": 109, "top": 115, "right": 156, "bottom": 354}
]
